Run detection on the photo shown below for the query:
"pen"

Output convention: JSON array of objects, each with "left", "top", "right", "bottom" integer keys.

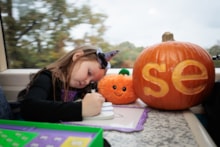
[{"left": 91, "top": 82, "right": 96, "bottom": 93}]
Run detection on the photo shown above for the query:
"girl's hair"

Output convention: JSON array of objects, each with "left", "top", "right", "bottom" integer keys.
[
  {"left": 48, "top": 45, "right": 104, "bottom": 101},
  {"left": 47, "top": 45, "right": 101, "bottom": 84},
  {"left": 20, "top": 45, "right": 105, "bottom": 101}
]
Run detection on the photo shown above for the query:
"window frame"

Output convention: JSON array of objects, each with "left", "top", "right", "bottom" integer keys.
[{"left": 0, "top": 19, "right": 7, "bottom": 72}]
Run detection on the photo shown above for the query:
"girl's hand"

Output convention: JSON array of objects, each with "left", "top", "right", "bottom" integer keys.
[{"left": 82, "top": 92, "right": 105, "bottom": 117}]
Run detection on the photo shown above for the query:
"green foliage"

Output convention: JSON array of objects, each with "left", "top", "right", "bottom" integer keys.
[
  {"left": 213, "top": 60, "right": 220, "bottom": 67},
  {"left": 207, "top": 44, "right": 220, "bottom": 67},
  {"left": 207, "top": 45, "right": 220, "bottom": 56},
  {"left": 1, "top": 0, "right": 107, "bottom": 68},
  {"left": 110, "top": 42, "right": 144, "bottom": 68},
  {"left": 1, "top": 0, "right": 219, "bottom": 69}
]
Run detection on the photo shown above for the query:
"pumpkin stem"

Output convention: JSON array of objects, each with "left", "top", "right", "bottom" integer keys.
[
  {"left": 119, "top": 68, "right": 130, "bottom": 75},
  {"left": 162, "top": 32, "right": 175, "bottom": 42}
]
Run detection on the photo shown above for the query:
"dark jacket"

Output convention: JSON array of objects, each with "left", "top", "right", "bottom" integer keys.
[
  {"left": 19, "top": 70, "right": 90, "bottom": 122},
  {"left": 203, "top": 81, "right": 220, "bottom": 146}
]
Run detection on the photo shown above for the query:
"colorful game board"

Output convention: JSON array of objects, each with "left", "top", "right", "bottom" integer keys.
[{"left": 0, "top": 120, "right": 103, "bottom": 147}]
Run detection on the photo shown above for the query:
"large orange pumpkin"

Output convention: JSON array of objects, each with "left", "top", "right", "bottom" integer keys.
[{"left": 132, "top": 41, "right": 215, "bottom": 110}]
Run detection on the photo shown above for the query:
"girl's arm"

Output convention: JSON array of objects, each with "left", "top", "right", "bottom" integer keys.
[{"left": 20, "top": 70, "right": 83, "bottom": 122}]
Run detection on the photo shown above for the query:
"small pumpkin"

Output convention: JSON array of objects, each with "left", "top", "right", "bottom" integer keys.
[
  {"left": 98, "top": 69, "right": 137, "bottom": 104},
  {"left": 133, "top": 41, "right": 215, "bottom": 110}
]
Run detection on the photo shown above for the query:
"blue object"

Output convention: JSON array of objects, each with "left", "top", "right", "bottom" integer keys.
[{"left": 0, "top": 86, "right": 13, "bottom": 119}]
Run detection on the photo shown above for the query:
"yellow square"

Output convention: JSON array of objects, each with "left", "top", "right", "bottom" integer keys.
[{"left": 61, "top": 136, "right": 92, "bottom": 147}]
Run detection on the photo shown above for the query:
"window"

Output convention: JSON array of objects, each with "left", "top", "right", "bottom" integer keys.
[
  {"left": 2, "top": 1, "right": 220, "bottom": 69},
  {"left": 1, "top": 0, "right": 220, "bottom": 102},
  {"left": 1, "top": 1, "right": 119, "bottom": 68}
]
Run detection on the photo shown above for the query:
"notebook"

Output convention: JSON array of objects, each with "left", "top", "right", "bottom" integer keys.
[
  {"left": 84, "top": 102, "right": 114, "bottom": 120},
  {"left": 64, "top": 100, "right": 149, "bottom": 132}
]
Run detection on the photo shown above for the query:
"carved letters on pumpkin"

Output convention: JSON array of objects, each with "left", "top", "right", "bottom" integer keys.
[
  {"left": 172, "top": 60, "right": 208, "bottom": 95},
  {"left": 142, "top": 63, "right": 169, "bottom": 97},
  {"left": 141, "top": 59, "right": 208, "bottom": 97}
]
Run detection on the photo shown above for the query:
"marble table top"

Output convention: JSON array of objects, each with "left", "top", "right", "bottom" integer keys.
[{"left": 104, "top": 106, "right": 216, "bottom": 147}]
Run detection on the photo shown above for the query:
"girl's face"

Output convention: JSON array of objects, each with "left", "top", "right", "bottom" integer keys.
[{"left": 69, "top": 52, "right": 106, "bottom": 88}]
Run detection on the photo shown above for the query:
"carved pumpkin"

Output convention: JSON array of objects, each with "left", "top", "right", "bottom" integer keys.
[
  {"left": 98, "top": 73, "right": 137, "bottom": 104},
  {"left": 133, "top": 41, "right": 215, "bottom": 110}
]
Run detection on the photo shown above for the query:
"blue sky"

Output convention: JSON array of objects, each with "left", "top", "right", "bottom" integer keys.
[{"left": 76, "top": 0, "right": 220, "bottom": 48}]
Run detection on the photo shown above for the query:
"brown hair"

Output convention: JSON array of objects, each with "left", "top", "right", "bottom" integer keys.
[{"left": 20, "top": 45, "right": 105, "bottom": 101}]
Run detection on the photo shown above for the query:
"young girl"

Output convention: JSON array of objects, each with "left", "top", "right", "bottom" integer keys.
[{"left": 18, "top": 45, "right": 119, "bottom": 122}]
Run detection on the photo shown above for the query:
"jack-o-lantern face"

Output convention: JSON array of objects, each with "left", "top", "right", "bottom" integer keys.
[
  {"left": 133, "top": 41, "right": 215, "bottom": 110},
  {"left": 98, "top": 74, "right": 137, "bottom": 104}
]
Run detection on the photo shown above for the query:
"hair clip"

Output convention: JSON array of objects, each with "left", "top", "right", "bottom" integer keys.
[{"left": 96, "top": 48, "right": 119, "bottom": 69}]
